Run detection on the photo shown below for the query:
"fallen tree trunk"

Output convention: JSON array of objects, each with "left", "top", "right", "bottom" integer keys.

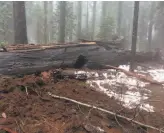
[
  {"left": 3, "top": 43, "right": 97, "bottom": 52},
  {"left": 0, "top": 44, "right": 160, "bottom": 76},
  {"left": 3, "top": 37, "right": 124, "bottom": 52}
]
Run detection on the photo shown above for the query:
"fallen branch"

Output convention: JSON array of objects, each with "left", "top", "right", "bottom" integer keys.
[
  {"left": 48, "top": 92, "right": 164, "bottom": 133},
  {"left": 105, "top": 65, "right": 164, "bottom": 85}
]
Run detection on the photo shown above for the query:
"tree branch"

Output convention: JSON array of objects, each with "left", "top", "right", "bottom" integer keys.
[{"left": 48, "top": 92, "right": 164, "bottom": 133}]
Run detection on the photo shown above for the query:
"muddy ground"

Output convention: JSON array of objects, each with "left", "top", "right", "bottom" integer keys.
[{"left": 0, "top": 68, "right": 164, "bottom": 133}]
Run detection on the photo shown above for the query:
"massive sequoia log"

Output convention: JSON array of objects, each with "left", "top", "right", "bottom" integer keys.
[{"left": 0, "top": 44, "right": 161, "bottom": 76}]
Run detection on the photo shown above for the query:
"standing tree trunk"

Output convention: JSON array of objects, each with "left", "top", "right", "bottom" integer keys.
[
  {"left": 77, "top": 1, "right": 82, "bottom": 40},
  {"left": 91, "top": 1, "right": 96, "bottom": 40},
  {"left": 44, "top": 1, "right": 48, "bottom": 44},
  {"left": 117, "top": 1, "right": 123, "bottom": 36},
  {"left": 100, "top": 2, "right": 105, "bottom": 28},
  {"left": 148, "top": 2, "right": 155, "bottom": 51},
  {"left": 59, "top": 1, "right": 66, "bottom": 43},
  {"left": 100, "top": 1, "right": 107, "bottom": 40},
  {"left": 130, "top": 1, "right": 140, "bottom": 71},
  {"left": 138, "top": 10, "right": 147, "bottom": 51},
  {"left": 49, "top": 1, "right": 54, "bottom": 43},
  {"left": 13, "top": 1, "right": 28, "bottom": 44},
  {"left": 86, "top": 2, "right": 89, "bottom": 38},
  {"left": 36, "top": 18, "right": 41, "bottom": 44},
  {"left": 68, "top": 2, "right": 74, "bottom": 42}
]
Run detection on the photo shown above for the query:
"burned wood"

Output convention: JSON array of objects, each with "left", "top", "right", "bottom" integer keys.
[
  {"left": 74, "top": 55, "right": 88, "bottom": 68},
  {"left": 0, "top": 44, "right": 161, "bottom": 76}
]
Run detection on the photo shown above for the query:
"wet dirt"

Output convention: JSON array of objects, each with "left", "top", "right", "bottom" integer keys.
[{"left": 0, "top": 69, "right": 163, "bottom": 133}]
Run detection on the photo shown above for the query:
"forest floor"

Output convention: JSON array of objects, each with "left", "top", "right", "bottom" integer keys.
[{"left": 0, "top": 62, "right": 164, "bottom": 133}]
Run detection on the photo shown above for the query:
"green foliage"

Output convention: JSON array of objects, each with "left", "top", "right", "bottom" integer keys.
[{"left": 0, "top": 41, "right": 7, "bottom": 47}]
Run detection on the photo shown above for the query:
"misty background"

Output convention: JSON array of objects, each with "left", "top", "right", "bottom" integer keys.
[{"left": 0, "top": 1, "right": 163, "bottom": 52}]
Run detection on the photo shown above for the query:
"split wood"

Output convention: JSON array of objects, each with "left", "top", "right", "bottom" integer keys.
[{"left": 48, "top": 92, "right": 164, "bottom": 133}]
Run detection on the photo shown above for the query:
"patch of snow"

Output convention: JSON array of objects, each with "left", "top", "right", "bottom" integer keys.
[
  {"left": 96, "top": 127, "right": 104, "bottom": 132},
  {"left": 75, "top": 71, "right": 86, "bottom": 75},
  {"left": 75, "top": 68, "right": 154, "bottom": 112},
  {"left": 87, "top": 78, "right": 154, "bottom": 112},
  {"left": 148, "top": 69, "right": 164, "bottom": 82},
  {"left": 102, "top": 73, "right": 108, "bottom": 79},
  {"left": 119, "top": 65, "right": 164, "bottom": 83},
  {"left": 114, "top": 72, "right": 148, "bottom": 88},
  {"left": 140, "top": 104, "right": 154, "bottom": 112},
  {"left": 119, "top": 65, "right": 147, "bottom": 74},
  {"left": 75, "top": 65, "right": 164, "bottom": 112},
  {"left": 119, "top": 65, "right": 130, "bottom": 71}
]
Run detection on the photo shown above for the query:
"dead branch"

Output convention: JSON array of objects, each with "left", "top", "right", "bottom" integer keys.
[
  {"left": 48, "top": 92, "right": 164, "bottom": 133},
  {"left": 105, "top": 65, "right": 164, "bottom": 85}
]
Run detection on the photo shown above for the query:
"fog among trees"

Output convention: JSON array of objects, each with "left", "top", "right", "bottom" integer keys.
[{"left": 0, "top": 1, "right": 163, "bottom": 52}]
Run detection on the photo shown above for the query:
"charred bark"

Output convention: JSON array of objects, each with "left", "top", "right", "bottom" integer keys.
[{"left": 0, "top": 44, "right": 160, "bottom": 76}]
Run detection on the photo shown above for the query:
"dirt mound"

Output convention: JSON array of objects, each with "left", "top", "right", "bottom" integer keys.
[{"left": 0, "top": 71, "right": 163, "bottom": 133}]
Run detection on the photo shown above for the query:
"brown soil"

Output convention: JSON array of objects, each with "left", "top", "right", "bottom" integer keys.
[{"left": 0, "top": 70, "right": 163, "bottom": 133}]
